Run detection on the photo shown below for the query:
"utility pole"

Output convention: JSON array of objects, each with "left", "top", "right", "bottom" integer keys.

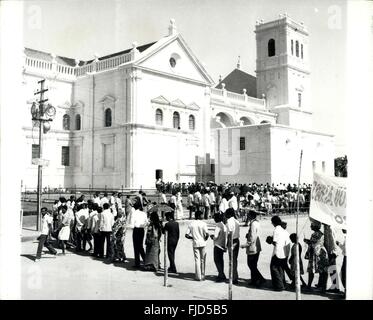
[
  {"left": 35, "top": 79, "right": 48, "bottom": 231},
  {"left": 32, "top": 79, "right": 55, "bottom": 231},
  {"left": 295, "top": 150, "right": 303, "bottom": 300}
]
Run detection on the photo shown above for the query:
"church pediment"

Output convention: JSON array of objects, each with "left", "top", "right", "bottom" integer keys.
[
  {"left": 151, "top": 95, "right": 170, "bottom": 105},
  {"left": 134, "top": 35, "right": 214, "bottom": 85},
  {"left": 99, "top": 95, "right": 116, "bottom": 105},
  {"left": 188, "top": 102, "right": 200, "bottom": 111},
  {"left": 171, "top": 99, "right": 186, "bottom": 108}
]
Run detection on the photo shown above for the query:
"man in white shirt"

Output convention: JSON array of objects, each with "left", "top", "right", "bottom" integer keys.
[
  {"left": 130, "top": 201, "right": 148, "bottom": 268},
  {"left": 267, "top": 215, "right": 291, "bottom": 291},
  {"left": 99, "top": 203, "right": 114, "bottom": 259},
  {"left": 89, "top": 204, "right": 101, "bottom": 257},
  {"left": 193, "top": 190, "right": 202, "bottom": 212},
  {"left": 100, "top": 192, "right": 109, "bottom": 207},
  {"left": 75, "top": 203, "right": 89, "bottom": 252},
  {"left": 211, "top": 213, "right": 227, "bottom": 282},
  {"left": 209, "top": 189, "right": 216, "bottom": 216},
  {"left": 226, "top": 208, "right": 240, "bottom": 284},
  {"left": 219, "top": 194, "right": 229, "bottom": 214},
  {"left": 228, "top": 192, "right": 238, "bottom": 211},
  {"left": 93, "top": 193, "right": 101, "bottom": 207},
  {"left": 241, "top": 210, "right": 266, "bottom": 287},
  {"left": 185, "top": 210, "right": 209, "bottom": 281},
  {"left": 35, "top": 208, "right": 57, "bottom": 261}
]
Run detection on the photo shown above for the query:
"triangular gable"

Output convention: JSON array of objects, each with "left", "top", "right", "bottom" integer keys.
[
  {"left": 171, "top": 99, "right": 186, "bottom": 108},
  {"left": 134, "top": 34, "right": 215, "bottom": 85},
  {"left": 151, "top": 95, "right": 170, "bottom": 105}
]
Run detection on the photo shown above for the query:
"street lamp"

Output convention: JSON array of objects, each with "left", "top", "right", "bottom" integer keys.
[{"left": 31, "top": 79, "right": 56, "bottom": 231}]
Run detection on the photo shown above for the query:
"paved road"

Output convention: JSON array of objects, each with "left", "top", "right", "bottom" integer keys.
[{"left": 21, "top": 215, "right": 345, "bottom": 300}]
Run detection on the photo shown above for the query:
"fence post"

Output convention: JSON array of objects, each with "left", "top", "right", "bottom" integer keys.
[
  {"left": 228, "top": 231, "right": 233, "bottom": 300},
  {"left": 74, "top": 184, "right": 77, "bottom": 198},
  {"left": 164, "top": 230, "right": 168, "bottom": 287}
]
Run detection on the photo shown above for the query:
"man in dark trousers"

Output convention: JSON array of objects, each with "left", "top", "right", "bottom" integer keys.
[
  {"left": 35, "top": 207, "right": 57, "bottom": 261},
  {"left": 163, "top": 211, "right": 180, "bottom": 273},
  {"left": 131, "top": 201, "right": 148, "bottom": 268}
]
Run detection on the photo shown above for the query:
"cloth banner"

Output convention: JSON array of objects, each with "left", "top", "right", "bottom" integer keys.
[{"left": 310, "top": 172, "right": 347, "bottom": 229}]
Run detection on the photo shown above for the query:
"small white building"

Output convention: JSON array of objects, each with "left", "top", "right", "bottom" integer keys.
[{"left": 21, "top": 15, "right": 335, "bottom": 190}]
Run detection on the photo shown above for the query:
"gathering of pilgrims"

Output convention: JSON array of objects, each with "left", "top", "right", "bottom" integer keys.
[{"left": 35, "top": 182, "right": 346, "bottom": 296}]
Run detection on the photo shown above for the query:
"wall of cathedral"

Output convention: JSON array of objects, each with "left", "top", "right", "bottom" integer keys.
[
  {"left": 21, "top": 73, "right": 74, "bottom": 190},
  {"left": 214, "top": 124, "right": 334, "bottom": 185},
  {"left": 69, "top": 69, "right": 129, "bottom": 189},
  {"left": 269, "top": 125, "right": 335, "bottom": 183}
]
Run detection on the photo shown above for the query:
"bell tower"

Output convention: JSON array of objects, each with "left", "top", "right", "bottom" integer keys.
[{"left": 255, "top": 14, "right": 312, "bottom": 129}]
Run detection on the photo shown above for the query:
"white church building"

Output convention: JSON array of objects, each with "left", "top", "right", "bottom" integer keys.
[{"left": 21, "top": 15, "right": 334, "bottom": 190}]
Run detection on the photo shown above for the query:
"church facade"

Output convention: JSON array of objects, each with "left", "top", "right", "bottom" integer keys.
[{"left": 21, "top": 15, "right": 334, "bottom": 190}]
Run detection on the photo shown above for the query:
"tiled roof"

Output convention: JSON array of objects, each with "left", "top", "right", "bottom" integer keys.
[
  {"left": 216, "top": 68, "right": 257, "bottom": 98},
  {"left": 97, "top": 42, "right": 156, "bottom": 61},
  {"left": 24, "top": 41, "right": 157, "bottom": 66}
]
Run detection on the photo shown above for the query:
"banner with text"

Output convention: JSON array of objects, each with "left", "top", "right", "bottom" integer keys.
[{"left": 310, "top": 172, "right": 347, "bottom": 229}]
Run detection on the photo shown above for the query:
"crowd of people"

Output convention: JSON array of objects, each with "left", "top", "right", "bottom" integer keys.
[
  {"left": 35, "top": 186, "right": 346, "bottom": 297},
  {"left": 156, "top": 180, "right": 312, "bottom": 216}
]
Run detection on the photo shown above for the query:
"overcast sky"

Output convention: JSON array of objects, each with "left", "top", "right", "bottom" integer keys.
[{"left": 23, "top": 0, "right": 348, "bottom": 156}]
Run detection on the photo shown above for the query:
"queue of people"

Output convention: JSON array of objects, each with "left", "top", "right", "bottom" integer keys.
[{"left": 35, "top": 187, "right": 346, "bottom": 297}]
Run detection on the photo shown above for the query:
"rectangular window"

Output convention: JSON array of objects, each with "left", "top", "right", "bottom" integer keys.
[
  {"left": 61, "top": 146, "right": 70, "bottom": 166},
  {"left": 322, "top": 161, "right": 326, "bottom": 172},
  {"left": 312, "top": 161, "right": 316, "bottom": 171},
  {"left": 291, "top": 40, "right": 294, "bottom": 55},
  {"left": 73, "top": 146, "right": 80, "bottom": 167},
  {"left": 103, "top": 144, "right": 113, "bottom": 168},
  {"left": 301, "top": 44, "right": 304, "bottom": 59},
  {"left": 298, "top": 93, "right": 302, "bottom": 107},
  {"left": 240, "top": 137, "right": 246, "bottom": 151},
  {"left": 31, "top": 144, "right": 39, "bottom": 163}
]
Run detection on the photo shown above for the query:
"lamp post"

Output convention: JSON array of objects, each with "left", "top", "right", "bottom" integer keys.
[{"left": 31, "top": 79, "right": 56, "bottom": 231}]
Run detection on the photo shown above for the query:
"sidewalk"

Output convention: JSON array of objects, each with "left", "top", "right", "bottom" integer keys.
[{"left": 21, "top": 228, "right": 39, "bottom": 242}]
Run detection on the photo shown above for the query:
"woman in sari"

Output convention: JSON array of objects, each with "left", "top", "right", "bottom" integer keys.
[
  {"left": 110, "top": 211, "right": 127, "bottom": 262},
  {"left": 304, "top": 220, "right": 329, "bottom": 292},
  {"left": 144, "top": 211, "right": 162, "bottom": 271}
]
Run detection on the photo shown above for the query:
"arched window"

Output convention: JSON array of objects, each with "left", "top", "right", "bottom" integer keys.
[
  {"left": 189, "top": 115, "right": 195, "bottom": 130},
  {"left": 173, "top": 111, "right": 180, "bottom": 129},
  {"left": 75, "top": 114, "right": 81, "bottom": 130},
  {"left": 155, "top": 109, "right": 163, "bottom": 125},
  {"left": 104, "top": 108, "right": 112, "bottom": 127},
  {"left": 295, "top": 41, "right": 299, "bottom": 57},
  {"left": 62, "top": 114, "right": 70, "bottom": 130},
  {"left": 301, "top": 44, "right": 304, "bottom": 59},
  {"left": 268, "top": 39, "right": 275, "bottom": 57},
  {"left": 291, "top": 40, "right": 294, "bottom": 55}
]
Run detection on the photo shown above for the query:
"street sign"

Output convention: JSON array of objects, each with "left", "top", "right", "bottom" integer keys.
[{"left": 32, "top": 158, "right": 50, "bottom": 167}]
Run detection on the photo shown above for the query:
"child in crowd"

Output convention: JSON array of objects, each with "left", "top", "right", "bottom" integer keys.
[{"left": 289, "top": 233, "right": 307, "bottom": 288}]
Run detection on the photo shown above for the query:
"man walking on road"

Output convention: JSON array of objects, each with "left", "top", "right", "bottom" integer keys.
[
  {"left": 185, "top": 210, "right": 209, "bottom": 281},
  {"left": 35, "top": 207, "right": 57, "bottom": 261}
]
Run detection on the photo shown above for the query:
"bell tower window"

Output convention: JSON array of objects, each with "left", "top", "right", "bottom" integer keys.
[
  {"left": 268, "top": 39, "right": 275, "bottom": 57},
  {"left": 295, "top": 41, "right": 299, "bottom": 57}
]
